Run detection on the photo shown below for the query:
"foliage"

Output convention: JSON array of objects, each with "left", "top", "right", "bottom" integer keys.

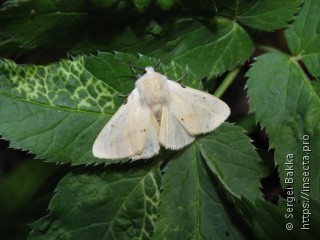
[{"left": 0, "top": 0, "right": 319, "bottom": 239}]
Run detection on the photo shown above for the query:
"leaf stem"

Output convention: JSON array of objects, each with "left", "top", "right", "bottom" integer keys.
[{"left": 214, "top": 68, "right": 240, "bottom": 98}]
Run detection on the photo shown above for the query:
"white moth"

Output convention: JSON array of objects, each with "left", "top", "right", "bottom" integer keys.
[{"left": 93, "top": 67, "right": 230, "bottom": 160}]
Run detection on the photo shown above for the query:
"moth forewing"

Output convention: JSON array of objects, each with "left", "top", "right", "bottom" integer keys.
[
  {"left": 166, "top": 80, "right": 230, "bottom": 135},
  {"left": 92, "top": 89, "right": 150, "bottom": 159},
  {"left": 131, "top": 115, "right": 160, "bottom": 160}
]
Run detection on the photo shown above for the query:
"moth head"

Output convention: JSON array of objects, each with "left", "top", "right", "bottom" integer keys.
[
  {"left": 145, "top": 66, "right": 155, "bottom": 74},
  {"left": 142, "top": 67, "right": 164, "bottom": 81}
]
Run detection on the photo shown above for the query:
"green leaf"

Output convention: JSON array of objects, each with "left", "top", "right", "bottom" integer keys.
[
  {"left": 26, "top": 124, "right": 266, "bottom": 240},
  {"left": 246, "top": 52, "right": 320, "bottom": 198},
  {"left": 0, "top": 0, "right": 88, "bottom": 54},
  {"left": 0, "top": 53, "right": 197, "bottom": 165},
  {"left": 0, "top": 0, "right": 169, "bottom": 54},
  {"left": 132, "top": 0, "right": 151, "bottom": 12},
  {"left": 199, "top": 123, "right": 264, "bottom": 202},
  {"left": 29, "top": 162, "right": 161, "bottom": 240},
  {"left": 215, "top": 0, "right": 302, "bottom": 31},
  {"left": 238, "top": 198, "right": 318, "bottom": 240},
  {"left": 0, "top": 53, "right": 123, "bottom": 165},
  {"left": 113, "top": 52, "right": 201, "bottom": 89},
  {"left": 1, "top": 0, "right": 253, "bottom": 78},
  {"left": 285, "top": 0, "right": 320, "bottom": 77},
  {"left": 72, "top": 17, "right": 254, "bottom": 78},
  {"left": 156, "top": 0, "right": 176, "bottom": 10},
  {"left": 152, "top": 145, "right": 245, "bottom": 240},
  {"left": 312, "top": 80, "right": 320, "bottom": 94},
  {"left": 152, "top": 124, "right": 264, "bottom": 239}
]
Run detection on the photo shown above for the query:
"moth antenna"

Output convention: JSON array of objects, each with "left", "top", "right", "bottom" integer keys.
[
  {"left": 154, "top": 42, "right": 180, "bottom": 71},
  {"left": 119, "top": 62, "right": 144, "bottom": 79},
  {"left": 154, "top": 60, "right": 163, "bottom": 70},
  {"left": 130, "top": 67, "right": 142, "bottom": 79},
  {"left": 176, "top": 72, "right": 187, "bottom": 83}
]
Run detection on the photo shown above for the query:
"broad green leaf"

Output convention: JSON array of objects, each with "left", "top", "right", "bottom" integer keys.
[
  {"left": 0, "top": 0, "right": 215, "bottom": 56},
  {"left": 215, "top": 0, "right": 302, "bottom": 31},
  {"left": 199, "top": 123, "right": 264, "bottom": 202},
  {"left": 312, "top": 80, "right": 320, "bottom": 94},
  {"left": 72, "top": 17, "right": 254, "bottom": 79},
  {"left": 0, "top": 0, "right": 88, "bottom": 54},
  {"left": 113, "top": 52, "right": 201, "bottom": 88},
  {"left": 155, "top": 18, "right": 253, "bottom": 79},
  {"left": 29, "top": 162, "right": 161, "bottom": 240},
  {"left": 246, "top": 52, "right": 320, "bottom": 198},
  {"left": 155, "top": 0, "right": 176, "bottom": 10},
  {"left": 0, "top": 53, "right": 197, "bottom": 165},
  {"left": 27, "top": 124, "right": 266, "bottom": 240},
  {"left": 238, "top": 198, "right": 318, "bottom": 240},
  {"left": 152, "top": 124, "right": 264, "bottom": 239},
  {"left": 132, "top": 0, "right": 151, "bottom": 12},
  {"left": 285, "top": 0, "right": 320, "bottom": 77},
  {"left": 152, "top": 144, "right": 245, "bottom": 240},
  {"left": 0, "top": 0, "right": 169, "bottom": 54},
  {"left": 0, "top": 53, "right": 125, "bottom": 165}
]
